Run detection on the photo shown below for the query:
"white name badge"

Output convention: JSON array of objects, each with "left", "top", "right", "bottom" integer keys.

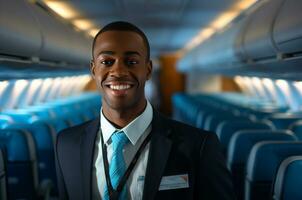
[{"left": 158, "top": 174, "right": 189, "bottom": 191}]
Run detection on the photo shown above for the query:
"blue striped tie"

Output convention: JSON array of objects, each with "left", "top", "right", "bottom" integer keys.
[{"left": 103, "top": 131, "right": 129, "bottom": 200}]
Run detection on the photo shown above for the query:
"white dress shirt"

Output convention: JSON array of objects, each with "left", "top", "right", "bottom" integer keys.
[{"left": 94, "top": 101, "right": 153, "bottom": 200}]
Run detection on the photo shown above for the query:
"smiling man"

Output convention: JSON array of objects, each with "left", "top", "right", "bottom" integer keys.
[{"left": 55, "top": 21, "right": 235, "bottom": 200}]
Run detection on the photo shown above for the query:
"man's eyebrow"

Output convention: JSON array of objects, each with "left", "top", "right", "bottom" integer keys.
[
  {"left": 125, "top": 51, "right": 141, "bottom": 56},
  {"left": 97, "top": 51, "right": 115, "bottom": 56}
]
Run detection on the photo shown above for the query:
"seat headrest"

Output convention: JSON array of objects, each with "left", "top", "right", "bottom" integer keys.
[
  {"left": 227, "top": 130, "right": 297, "bottom": 168},
  {"left": 0, "top": 129, "right": 34, "bottom": 161},
  {"left": 273, "top": 156, "right": 302, "bottom": 200},
  {"left": 246, "top": 141, "right": 302, "bottom": 182}
]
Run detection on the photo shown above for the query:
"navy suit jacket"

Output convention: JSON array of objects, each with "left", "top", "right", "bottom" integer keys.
[{"left": 55, "top": 110, "right": 235, "bottom": 200}]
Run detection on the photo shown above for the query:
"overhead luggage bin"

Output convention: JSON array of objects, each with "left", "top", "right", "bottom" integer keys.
[
  {"left": 0, "top": 0, "right": 42, "bottom": 58},
  {"left": 242, "top": 0, "right": 283, "bottom": 61},
  {"left": 30, "top": 4, "right": 91, "bottom": 65},
  {"left": 177, "top": 18, "right": 248, "bottom": 72},
  {"left": 196, "top": 19, "right": 248, "bottom": 68},
  {"left": 273, "top": 0, "right": 302, "bottom": 55}
]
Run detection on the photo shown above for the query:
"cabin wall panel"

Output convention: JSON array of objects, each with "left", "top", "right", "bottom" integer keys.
[{"left": 185, "top": 72, "right": 220, "bottom": 94}]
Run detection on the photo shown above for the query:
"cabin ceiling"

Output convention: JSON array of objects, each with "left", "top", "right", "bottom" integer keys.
[{"left": 45, "top": 0, "right": 240, "bottom": 57}]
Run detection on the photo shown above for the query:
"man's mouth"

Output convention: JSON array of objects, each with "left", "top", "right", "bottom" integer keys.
[
  {"left": 104, "top": 82, "right": 135, "bottom": 96},
  {"left": 109, "top": 84, "right": 132, "bottom": 90}
]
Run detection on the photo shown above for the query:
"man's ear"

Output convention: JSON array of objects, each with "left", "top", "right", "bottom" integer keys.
[
  {"left": 146, "top": 60, "right": 153, "bottom": 80},
  {"left": 90, "top": 60, "right": 96, "bottom": 79}
]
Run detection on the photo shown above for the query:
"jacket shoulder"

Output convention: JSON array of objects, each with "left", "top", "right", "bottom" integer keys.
[
  {"left": 56, "top": 118, "right": 98, "bottom": 147},
  {"left": 166, "top": 117, "right": 214, "bottom": 139}
]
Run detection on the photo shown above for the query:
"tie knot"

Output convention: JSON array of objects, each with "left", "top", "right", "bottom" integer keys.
[{"left": 111, "top": 131, "right": 129, "bottom": 150}]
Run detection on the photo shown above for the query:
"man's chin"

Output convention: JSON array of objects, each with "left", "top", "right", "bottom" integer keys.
[{"left": 105, "top": 99, "right": 133, "bottom": 110}]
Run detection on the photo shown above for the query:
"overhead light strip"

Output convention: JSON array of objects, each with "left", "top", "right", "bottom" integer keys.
[
  {"left": 42, "top": 0, "right": 99, "bottom": 37},
  {"left": 179, "top": 0, "right": 258, "bottom": 56}
]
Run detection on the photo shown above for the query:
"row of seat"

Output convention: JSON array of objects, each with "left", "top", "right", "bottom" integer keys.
[
  {"left": 172, "top": 92, "right": 302, "bottom": 200},
  {"left": 0, "top": 92, "right": 101, "bottom": 199}
]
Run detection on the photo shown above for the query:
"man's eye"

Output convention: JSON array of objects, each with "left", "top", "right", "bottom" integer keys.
[
  {"left": 100, "top": 60, "right": 114, "bottom": 66},
  {"left": 126, "top": 60, "right": 138, "bottom": 65}
]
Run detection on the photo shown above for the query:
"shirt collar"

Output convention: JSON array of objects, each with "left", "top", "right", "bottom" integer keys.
[{"left": 100, "top": 101, "right": 153, "bottom": 146}]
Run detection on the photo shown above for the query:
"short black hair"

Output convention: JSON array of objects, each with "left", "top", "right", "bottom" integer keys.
[{"left": 92, "top": 21, "right": 150, "bottom": 60}]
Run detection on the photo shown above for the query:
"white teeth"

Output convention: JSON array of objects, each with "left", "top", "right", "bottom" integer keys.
[{"left": 109, "top": 85, "right": 131, "bottom": 90}]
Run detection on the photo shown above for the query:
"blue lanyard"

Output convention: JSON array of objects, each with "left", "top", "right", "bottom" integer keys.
[{"left": 100, "top": 131, "right": 152, "bottom": 200}]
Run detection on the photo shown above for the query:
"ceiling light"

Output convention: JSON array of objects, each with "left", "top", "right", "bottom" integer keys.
[
  {"left": 44, "top": 1, "right": 78, "bottom": 19},
  {"left": 276, "top": 79, "right": 288, "bottom": 87},
  {"left": 180, "top": 0, "right": 258, "bottom": 54},
  {"left": 184, "top": 28, "right": 215, "bottom": 52},
  {"left": 0, "top": 81, "right": 9, "bottom": 94},
  {"left": 236, "top": 0, "right": 258, "bottom": 10},
  {"left": 211, "top": 11, "right": 238, "bottom": 29},
  {"left": 72, "top": 19, "right": 94, "bottom": 31}
]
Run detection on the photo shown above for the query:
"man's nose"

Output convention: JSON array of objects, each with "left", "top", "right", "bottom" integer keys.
[{"left": 110, "top": 60, "right": 128, "bottom": 77}]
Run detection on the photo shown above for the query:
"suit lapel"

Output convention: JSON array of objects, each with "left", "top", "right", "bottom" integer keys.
[
  {"left": 143, "top": 111, "right": 172, "bottom": 200},
  {"left": 81, "top": 118, "right": 100, "bottom": 200}
]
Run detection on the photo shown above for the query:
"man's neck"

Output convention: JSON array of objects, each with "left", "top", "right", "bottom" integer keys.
[{"left": 102, "top": 100, "right": 147, "bottom": 128}]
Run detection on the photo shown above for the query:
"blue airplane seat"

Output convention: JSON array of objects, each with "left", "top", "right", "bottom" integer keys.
[
  {"left": 37, "top": 117, "right": 69, "bottom": 134},
  {"left": 3, "top": 121, "right": 56, "bottom": 195},
  {"left": 216, "top": 120, "right": 274, "bottom": 154},
  {"left": 0, "top": 115, "right": 13, "bottom": 129},
  {"left": 0, "top": 129, "right": 39, "bottom": 199},
  {"left": 227, "top": 130, "right": 297, "bottom": 200},
  {"left": 23, "top": 106, "right": 56, "bottom": 119},
  {"left": 36, "top": 93, "right": 101, "bottom": 125},
  {"left": 204, "top": 113, "right": 249, "bottom": 132},
  {"left": 75, "top": 98, "right": 100, "bottom": 120},
  {"left": 195, "top": 108, "right": 221, "bottom": 130},
  {"left": 273, "top": 156, "right": 302, "bottom": 200},
  {"left": 195, "top": 110, "right": 209, "bottom": 129},
  {"left": 289, "top": 120, "right": 302, "bottom": 140},
  {"left": 246, "top": 106, "right": 289, "bottom": 120},
  {"left": 1, "top": 110, "right": 38, "bottom": 123},
  {"left": 20, "top": 107, "right": 52, "bottom": 119},
  {"left": 42, "top": 102, "right": 74, "bottom": 118},
  {"left": 245, "top": 141, "right": 302, "bottom": 200},
  {"left": 172, "top": 93, "right": 185, "bottom": 121},
  {"left": 74, "top": 100, "right": 99, "bottom": 121},
  {"left": 172, "top": 93, "right": 194, "bottom": 124},
  {"left": 0, "top": 149, "right": 7, "bottom": 200},
  {"left": 42, "top": 100, "right": 87, "bottom": 124},
  {"left": 266, "top": 113, "right": 302, "bottom": 129}
]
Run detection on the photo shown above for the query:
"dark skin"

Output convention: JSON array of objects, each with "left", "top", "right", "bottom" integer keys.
[{"left": 90, "top": 31, "right": 152, "bottom": 128}]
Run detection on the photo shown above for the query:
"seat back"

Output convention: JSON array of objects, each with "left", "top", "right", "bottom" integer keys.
[
  {"left": 227, "top": 130, "right": 297, "bottom": 200},
  {"left": 1, "top": 111, "right": 37, "bottom": 123},
  {"left": 217, "top": 120, "right": 273, "bottom": 153},
  {"left": 266, "top": 113, "right": 302, "bottom": 129},
  {"left": 4, "top": 121, "right": 57, "bottom": 192},
  {"left": 245, "top": 141, "right": 302, "bottom": 200},
  {"left": 0, "top": 115, "right": 13, "bottom": 129},
  {"left": 0, "top": 129, "right": 38, "bottom": 199},
  {"left": 38, "top": 117, "right": 69, "bottom": 134},
  {"left": 273, "top": 156, "right": 302, "bottom": 200},
  {"left": 204, "top": 113, "right": 248, "bottom": 132},
  {"left": 289, "top": 120, "right": 302, "bottom": 140}
]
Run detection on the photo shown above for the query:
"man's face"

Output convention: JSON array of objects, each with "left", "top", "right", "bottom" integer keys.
[{"left": 91, "top": 30, "right": 152, "bottom": 111}]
